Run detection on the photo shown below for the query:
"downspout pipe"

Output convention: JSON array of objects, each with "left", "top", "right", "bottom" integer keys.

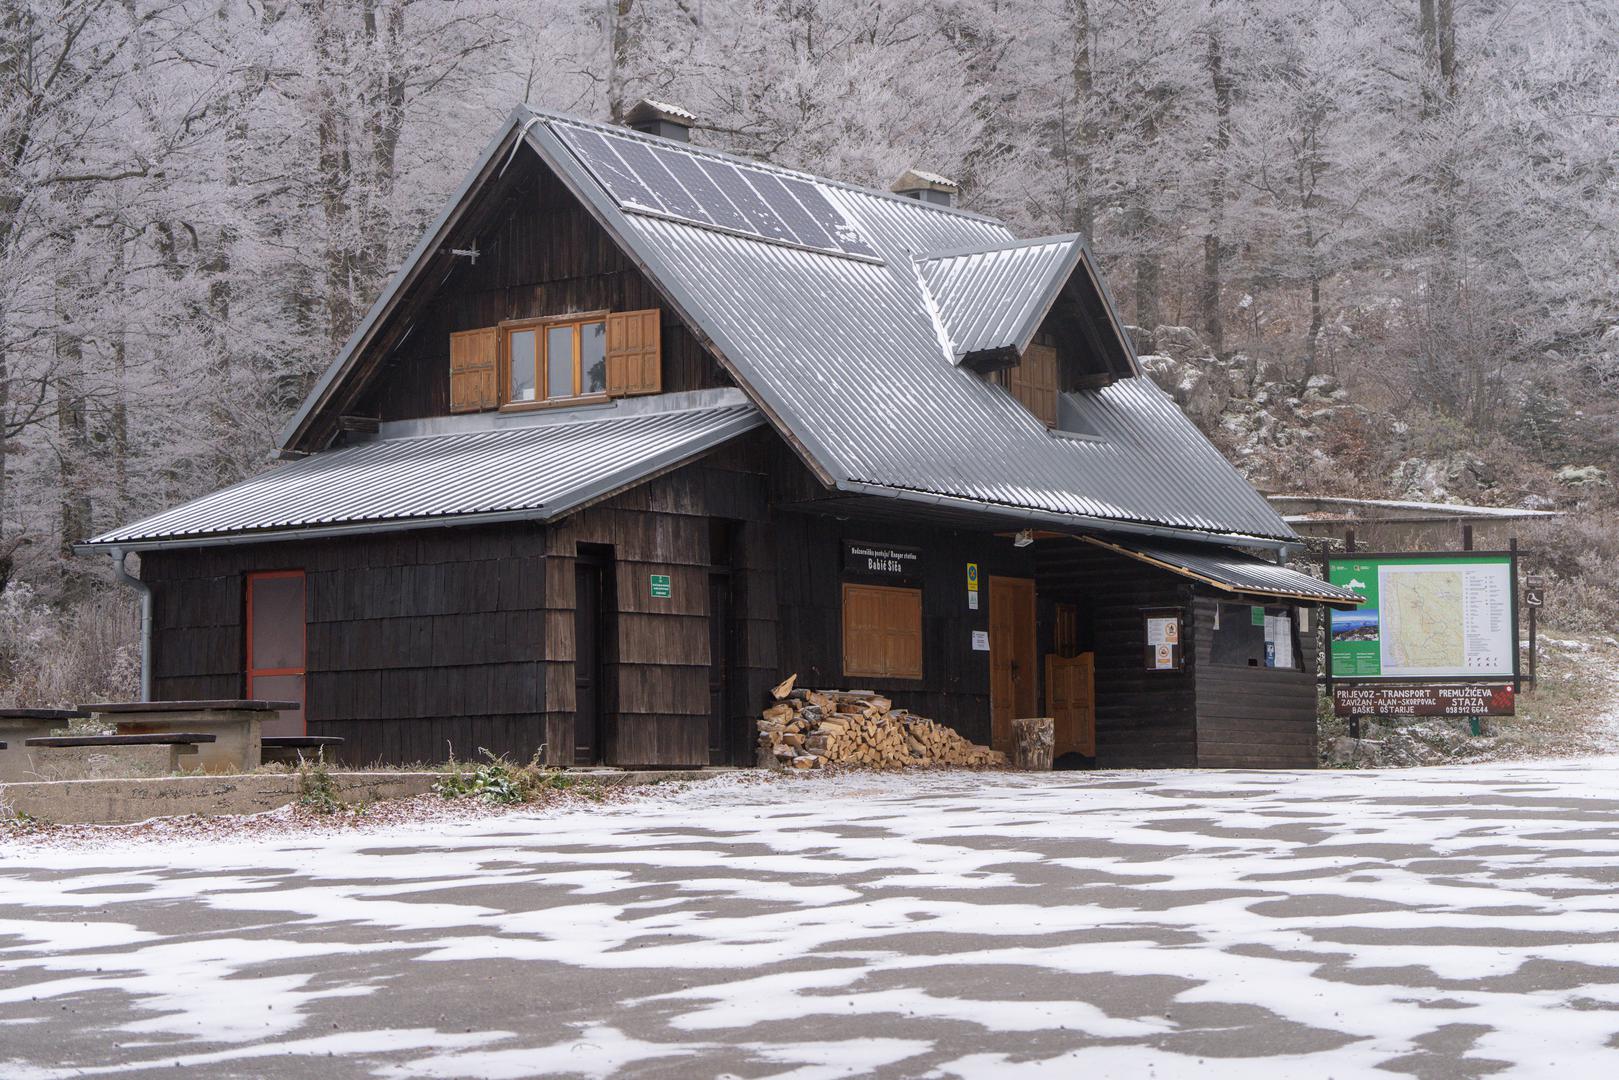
[{"left": 107, "top": 546, "right": 153, "bottom": 702}]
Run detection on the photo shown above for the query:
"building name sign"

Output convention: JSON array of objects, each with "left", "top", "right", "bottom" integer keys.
[
  {"left": 1332, "top": 684, "right": 1515, "bottom": 717},
  {"left": 843, "top": 541, "right": 922, "bottom": 577}
]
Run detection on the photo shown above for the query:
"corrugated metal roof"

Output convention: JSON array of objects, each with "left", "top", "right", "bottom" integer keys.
[
  {"left": 916, "top": 235, "right": 1082, "bottom": 360},
  {"left": 84, "top": 403, "right": 761, "bottom": 550},
  {"left": 1085, "top": 536, "right": 1363, "bottom": 605},
  {"left": 571, "top": 154, "right": 1294, "bottom": 542},
  {"left": 266, "top": 105, "right": 1299, "bottom": 549}
]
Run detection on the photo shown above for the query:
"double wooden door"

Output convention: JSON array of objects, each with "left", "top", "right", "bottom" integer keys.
[{"left": 988, "top": 576, "right": 1037, "bottom": 753}]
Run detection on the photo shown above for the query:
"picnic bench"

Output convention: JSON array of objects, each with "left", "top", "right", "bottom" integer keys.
[
  {"left": 79, "top": 700, "right": 298, "bottom": 774},
  {"left": 0, "top": 708, "right": 89, "bottom": 783},
  {"left": 24, "top": 733, "right": 218, "bottom": 778}
]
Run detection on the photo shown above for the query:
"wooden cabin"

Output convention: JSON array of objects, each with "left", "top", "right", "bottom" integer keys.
[{"left": 81, "top": 102, "right": 1358, "bottom": 770}]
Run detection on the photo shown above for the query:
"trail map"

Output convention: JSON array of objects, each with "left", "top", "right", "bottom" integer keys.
[
  {"left": 1381, "top": 569, "right": 1465, "bottom": 670},
  {"left": 1327, "top": 554, "right": 1516, "bottom": 680}
]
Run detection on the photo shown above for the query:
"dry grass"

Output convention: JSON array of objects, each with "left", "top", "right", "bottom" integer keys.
[{"left": 1319, "top": 630, "right": 1619, "bottom": 767}]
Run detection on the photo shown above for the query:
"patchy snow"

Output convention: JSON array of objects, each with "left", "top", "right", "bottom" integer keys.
[{"left": 3, "top": 763, "right": 1619, "bottom": 1077}]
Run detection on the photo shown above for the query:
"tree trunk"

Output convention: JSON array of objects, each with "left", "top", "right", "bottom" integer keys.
[
  {"left": 1200, "top": 7, "right": 1232, "bottom": 357},
  {"left": 1066, "top": 0, "right": 1095, "bottom": 239},
  {"left": 1012, "top": 717, "right": 1055, "bottom": 771},
  {"left": 608, "top": 0, "right": 637, "bottom": 123},
  {"left": 313, "top": 2, "right": 355, "bottom": 354}
]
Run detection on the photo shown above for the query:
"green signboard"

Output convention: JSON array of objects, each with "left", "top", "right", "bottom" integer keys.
[
  {"left": 649, "top": 573, "right": 672, "bottom": 599},
  {"left": 1327, "top": 554, "right": 1515, "bottom": 680}
]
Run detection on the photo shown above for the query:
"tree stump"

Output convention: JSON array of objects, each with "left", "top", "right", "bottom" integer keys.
[{"left": 1011, "top": 717, "right": 1055, "bottom": 771}]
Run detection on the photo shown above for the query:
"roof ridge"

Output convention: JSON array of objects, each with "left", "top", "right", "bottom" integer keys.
[{"left": 522, "top": 104, "right": 1007, "bottom": 228}]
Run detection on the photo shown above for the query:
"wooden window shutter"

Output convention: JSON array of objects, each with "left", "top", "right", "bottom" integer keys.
[
  {"left": 606, "top": 309, "right": 662, "bottom": 396},
  {"left": 1009, "top": 342, "right": 1059, "bottom": 427},
  {"left": 842, "top": 583, "right": 923, "bottom": 681},
  {"left": 449, "top": 327, "right": 498, "bottom": 413}
]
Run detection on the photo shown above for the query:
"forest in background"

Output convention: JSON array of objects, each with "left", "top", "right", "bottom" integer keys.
[{"left": 2, "top": 0, "right": 1616, "bottom": 702}]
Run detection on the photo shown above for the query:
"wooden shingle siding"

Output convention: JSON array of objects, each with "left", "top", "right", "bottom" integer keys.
[
  {"left": 535, "top": 431, "right": 777, "bottom": 767},
  {"left": 142, "top": 525, "right": 548, "bottom": 767},
  {"left": 359, "top": 157, "right": 725, "bottom": 423},
  {"left": 1192, "top": 596, "right": 1319, "bottom": 769},
  {"left": 1034, "top": 538, "right": 1198, "bottom": 768}
]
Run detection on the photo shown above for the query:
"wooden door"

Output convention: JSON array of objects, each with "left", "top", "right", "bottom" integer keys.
[
  {"left": 246, "top": 570, "right": 306, "bottom": 738},
  {"left": 573, "top": 559, "right": 605, "bottom": 765},
  {"left": 989, "top": 576, "right": 1037, "bottom": 752},
  {"left": 1046, "top": 652, "right": 1096, "bottom": 757},
  {"left": 708, "top": 571, "right": 734, "bottom": 765}
]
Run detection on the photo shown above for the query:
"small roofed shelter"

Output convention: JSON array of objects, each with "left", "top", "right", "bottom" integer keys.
[
  {"left": 80, "top": 100, "right": 1357, "bottom": 771},
  {"left": 1269, "top": 494, "right": 1558, "bottom": 554}
]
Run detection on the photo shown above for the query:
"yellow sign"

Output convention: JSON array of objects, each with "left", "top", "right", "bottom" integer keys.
[{"left": 966, "top": 563, "right": 979, "bottom": 591}]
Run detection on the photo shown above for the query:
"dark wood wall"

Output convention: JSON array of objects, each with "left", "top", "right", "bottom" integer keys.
[
  {"left": 771, "top": 504, "right": 1036, "bottom": 748},
  {"left": 357, "top": 153, "right": 728, "bottom": 423},
  {"left": 1191, "top": 597, "right": 1320, "bottom": 768},
  {"left": 538, "top": 431, "right": 777, "bottom": 767},
  {"left": 1034, "top": 538, "right": 1199, "bottom": 768},
  {"left": 142, "top": 525, "right": 548, "bottom": 767}
]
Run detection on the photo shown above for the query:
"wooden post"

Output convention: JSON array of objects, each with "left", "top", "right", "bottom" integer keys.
[
  {"left": 1011, "top": 717, "right": 1055, "bottom": 771},
  {"left": 1462, "top": 523, "right": 1474, "bottom": 551}
]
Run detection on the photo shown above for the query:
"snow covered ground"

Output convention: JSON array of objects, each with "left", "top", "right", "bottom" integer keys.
[{"left": 3, "top": 762, "right": 1619, "bottom": 1078}]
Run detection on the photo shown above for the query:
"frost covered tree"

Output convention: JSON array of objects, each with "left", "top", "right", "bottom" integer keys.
[{"left": 0, "top": 0, "right": 1614, "bottom": 641}]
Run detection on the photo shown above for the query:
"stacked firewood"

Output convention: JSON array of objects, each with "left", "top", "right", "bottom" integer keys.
[{"left": 757, "top": 675, "right": 1007, "bottom": 771}]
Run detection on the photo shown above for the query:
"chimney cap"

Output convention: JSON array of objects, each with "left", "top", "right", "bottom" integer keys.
[
  {"left": 891, "top": 168, "right": 959, "bottom": 207},
  {"left": 624, "top": 98, "right": 697, "bottom": 142}
]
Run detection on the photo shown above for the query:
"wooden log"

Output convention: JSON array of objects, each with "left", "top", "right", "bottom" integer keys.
[
  {"left": 771, "top": 674, "right": 798, "bottom": 700},
  {"left": 1011, "top": 718, "right": 1055, "bottom": 772}
]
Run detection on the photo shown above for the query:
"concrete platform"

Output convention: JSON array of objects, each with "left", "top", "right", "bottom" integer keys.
[{"left": 0, "top": 768, "right": 716, "bottom": 825}]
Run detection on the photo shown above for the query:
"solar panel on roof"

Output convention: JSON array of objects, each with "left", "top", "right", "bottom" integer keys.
[
  {"left": 557, "top": 128, "right": 666, "bottom": 214},
  {"left": 695, "top": 158, "right": 797, "bottom": 243},
  {"left": 656, "top": 151, "right": 752, "bottom": 233},
  {"left": 747, "top": 171, "right": 835, "bottom": 250},
  {"left": 609, "top": 137, "right": 712, "bottom": 225},
  {"left": 776, "top": 175, "right": 880, "bottom": 259},
  {"left": 556, "top": 122, "right": 881, "bottom": 261}
]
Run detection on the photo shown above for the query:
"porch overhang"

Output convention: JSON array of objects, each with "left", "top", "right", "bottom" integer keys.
[{"left": 1081, "top": 535, "right": 1362, "bottom": 607}]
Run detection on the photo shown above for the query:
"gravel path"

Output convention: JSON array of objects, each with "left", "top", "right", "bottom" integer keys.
[{"left": 3, "top": 762, "right": 1619, "bottom": 1078}]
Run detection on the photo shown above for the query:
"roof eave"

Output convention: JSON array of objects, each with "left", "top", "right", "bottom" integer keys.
[
  {"left": 80, "top": 406, "right": 764, "bottom": 554},
  {"left": 834, "top": 479, "right": 1301, "bottom": 554}
]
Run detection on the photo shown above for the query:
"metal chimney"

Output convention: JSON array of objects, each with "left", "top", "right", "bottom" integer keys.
[
  {"left": 624, "top": 98, "right": 696, "bottom": 143},
  {"left": 890, "top": 168, "right": 959, "bottom": 208}
]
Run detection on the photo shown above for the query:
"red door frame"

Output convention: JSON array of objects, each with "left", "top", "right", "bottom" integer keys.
[{"left": 246, "top": 570, "right": 307, "bottom": 734}]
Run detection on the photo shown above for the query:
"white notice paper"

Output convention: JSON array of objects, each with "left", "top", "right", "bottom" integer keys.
[{"left": 971, "top": 630, "right": 990, "bottom": 651}]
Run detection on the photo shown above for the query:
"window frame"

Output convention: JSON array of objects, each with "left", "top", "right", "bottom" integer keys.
[
  {"left": 497, "top": 310, "right": 610, "bottom": 411},
  {"left": 841, "top": 582, "right": 924, "bottom": 681}
]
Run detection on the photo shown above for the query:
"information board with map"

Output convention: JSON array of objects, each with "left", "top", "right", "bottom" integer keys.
[{"left": 1327, "top": 553, "right": 1517, "bottom": 680}]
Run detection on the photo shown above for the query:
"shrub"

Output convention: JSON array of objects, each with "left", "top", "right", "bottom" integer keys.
[
  {"left": 296, "top": 760, "right": 343, "bottom": 815},
  {"left": 434, "top": 748, "right": 570, "bottom": 805},
  {"left": 0, "top": 584, "right": 138, "bottom": 709}
]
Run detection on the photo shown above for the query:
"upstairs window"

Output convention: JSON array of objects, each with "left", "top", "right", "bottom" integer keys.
[
  {"left": 450, "top": 309, "right": 660, "bottom": 414},
  {"left": 504, "top": 316, "right": 607, "bottom": 405}
]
